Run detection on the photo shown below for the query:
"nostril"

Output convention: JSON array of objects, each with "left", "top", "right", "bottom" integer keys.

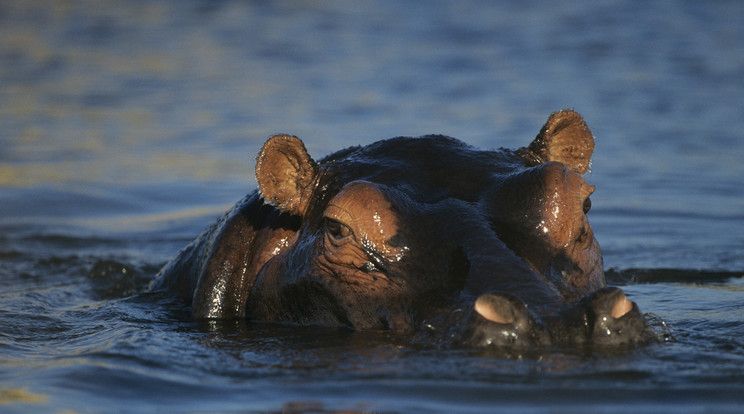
[{"left": 611, "top": 293, "right": 633, "bottom": 318}]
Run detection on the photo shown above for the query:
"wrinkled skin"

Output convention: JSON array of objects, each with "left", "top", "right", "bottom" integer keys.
[{"left": 150, "top": 109, "right": 650, "bottom": 350}]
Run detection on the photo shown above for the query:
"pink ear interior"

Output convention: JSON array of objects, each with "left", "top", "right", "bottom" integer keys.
[
  {"left": 526, "top": 109, "right": 595, "bottom": 175},
  {"left": 255, "top": 134, "right": 317, "bottom": 215}
]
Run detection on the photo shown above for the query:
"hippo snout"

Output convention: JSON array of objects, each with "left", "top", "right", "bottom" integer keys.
[{"left": 463, "top": 287, "right": 649, "bottom": 349}]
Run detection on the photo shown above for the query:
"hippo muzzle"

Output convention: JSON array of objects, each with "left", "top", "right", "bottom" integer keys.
[{"left": 462, "top": 287, "right": 647, "bottom": 349}]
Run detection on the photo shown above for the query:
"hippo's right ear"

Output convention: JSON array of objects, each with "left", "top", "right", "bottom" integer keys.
[
  {"left": 523, "top": 109, "right": 595, "bottom": 175},
  {"left": 255, "top": 134, "right": 318, "bottom": 216}
]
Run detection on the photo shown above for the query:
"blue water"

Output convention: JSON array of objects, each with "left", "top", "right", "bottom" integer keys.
[{"left": 1, "top": 0, "right": 743, "bottom": 412}]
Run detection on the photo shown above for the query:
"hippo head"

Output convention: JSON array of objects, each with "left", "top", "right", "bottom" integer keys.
[{"left": 158, "top": 110, "right": 649, "bottom": 350}]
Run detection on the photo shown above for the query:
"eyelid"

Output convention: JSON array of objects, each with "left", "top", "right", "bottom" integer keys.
[{"left": 323, "top": 204, "right": 354, "bottom": 228}]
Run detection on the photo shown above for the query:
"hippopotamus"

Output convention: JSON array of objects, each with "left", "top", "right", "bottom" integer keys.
[{"left": 150, "top": 109, "right": 649, "bottom": 349}]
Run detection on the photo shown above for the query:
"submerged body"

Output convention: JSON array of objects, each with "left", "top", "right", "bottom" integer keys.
[{"left": 151, "top": 110, "right": 649, "bottom": 349}]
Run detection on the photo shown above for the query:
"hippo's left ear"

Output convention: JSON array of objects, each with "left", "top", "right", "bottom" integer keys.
[
  {"left": 523, "top": 109, "right": 595, "bottom": 175},
  {"left": 256, "top": 134, "right": 318, "bottom": 216}
]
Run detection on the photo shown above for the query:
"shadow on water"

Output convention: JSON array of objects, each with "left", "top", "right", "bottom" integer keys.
[{"left": 607, "top": 268, "right": 744, "bottom": 286}]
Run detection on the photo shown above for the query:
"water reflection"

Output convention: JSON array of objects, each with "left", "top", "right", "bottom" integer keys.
[{"left": 194, "top": 319, "right": 416, "bottom": 376}]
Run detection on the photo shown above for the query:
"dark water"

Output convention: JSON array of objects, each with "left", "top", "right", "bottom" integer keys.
[{"left": 2, "top": 0, "right": 743, "bottom": 412}]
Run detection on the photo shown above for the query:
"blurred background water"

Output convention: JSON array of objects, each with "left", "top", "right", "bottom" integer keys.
[{"left": 1, "top": 1, "right": 743, "bottom": 412}]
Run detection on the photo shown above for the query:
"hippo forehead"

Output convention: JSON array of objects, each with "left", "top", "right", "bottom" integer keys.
[{"left": 316, "top": 135, "right": 526, "bottom": 204}]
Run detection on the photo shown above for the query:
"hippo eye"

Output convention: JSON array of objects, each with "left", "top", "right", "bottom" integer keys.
[
  {"left": 583, "top": 197, "right": 592, "bottom": 214},
  {"left": 324, "top": 218, "right": 353, "bottom": 241}
]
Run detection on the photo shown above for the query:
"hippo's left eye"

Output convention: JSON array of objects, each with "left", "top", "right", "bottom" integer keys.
[{"left": 324, "top": 218, "right": 353, "bottom": 242}]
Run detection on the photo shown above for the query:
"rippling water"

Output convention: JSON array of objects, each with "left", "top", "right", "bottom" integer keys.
[{"left": 1, "top": 1, "right": 743, "bottom": 412}]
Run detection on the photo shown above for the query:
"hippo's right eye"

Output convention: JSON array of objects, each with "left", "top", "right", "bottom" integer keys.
[
  {"left": 324, "top": 218, "right": 353, "bottom": 241},
  {"left": 583, "top": 197, "right": 592, "bottom": 214}
]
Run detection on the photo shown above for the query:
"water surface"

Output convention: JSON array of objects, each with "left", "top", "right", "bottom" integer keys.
[{"left": 1, "top": 1, "right": 743, "bottom": 412}]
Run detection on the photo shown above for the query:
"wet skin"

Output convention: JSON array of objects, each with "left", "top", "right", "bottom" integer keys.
[{"left": 150, "top": 109, "right": 650, "bottom": 349}]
